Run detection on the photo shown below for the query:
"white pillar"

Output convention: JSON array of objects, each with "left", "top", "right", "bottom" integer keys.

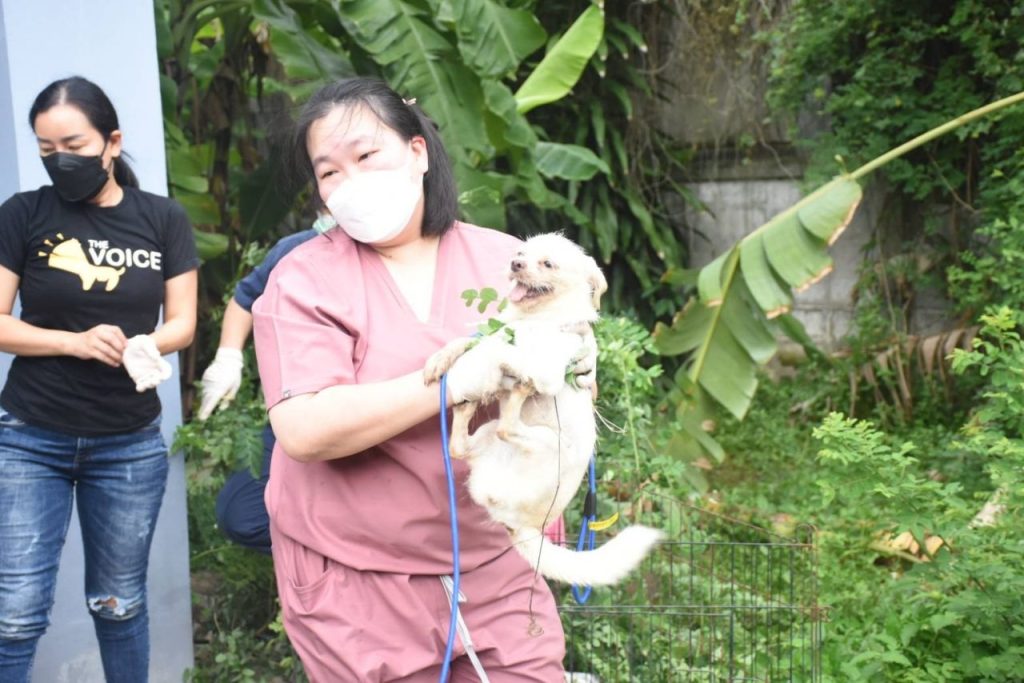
[{"left": 0, "top": 1, "right": 194, "bottom": 680}]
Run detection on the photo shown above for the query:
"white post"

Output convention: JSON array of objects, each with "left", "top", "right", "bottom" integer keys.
[{"left": 0, "top": 1, "right": 194, "bottom": 680}]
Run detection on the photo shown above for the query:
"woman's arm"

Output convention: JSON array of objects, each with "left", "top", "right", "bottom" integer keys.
[
  {"left": 0, "top": 265, "right": 126, "bottom": 366},
  {"left": 217, "top": 298, "right": 254, "bottom": 350},
  {"left": 269, "top": 371, "right": 448, "bottom": 463},
  {"left": 150, "top": 270, "right": 198, "bottom": 354},
  {"left": 268, "top": 340, "right": 506, "bottom": 463}
]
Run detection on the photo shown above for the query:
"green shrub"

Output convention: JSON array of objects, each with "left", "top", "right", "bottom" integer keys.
[
  {"left": 175, "top": 356, "right": 303, "bottom": 680},
  {"left": 807, "top": 308, "right": 1024, "bottom": 681}
]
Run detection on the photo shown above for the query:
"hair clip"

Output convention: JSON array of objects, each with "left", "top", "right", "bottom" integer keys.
[{"left": 403, "top": 97, "right": 417, "bottom": 106}]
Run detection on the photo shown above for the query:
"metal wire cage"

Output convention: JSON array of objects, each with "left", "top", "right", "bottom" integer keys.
[{"left": 556, "top": 496, "right": 822, "bottom": 682}]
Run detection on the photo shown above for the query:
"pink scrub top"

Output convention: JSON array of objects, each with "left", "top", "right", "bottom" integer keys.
[{"left": 252, "top": 222, "right": 523, "bottom": 575}]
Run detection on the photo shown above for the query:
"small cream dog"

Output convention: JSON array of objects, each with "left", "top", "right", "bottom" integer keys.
[{"left": 424, "top": 233, "right": 662, "bottom": 586}]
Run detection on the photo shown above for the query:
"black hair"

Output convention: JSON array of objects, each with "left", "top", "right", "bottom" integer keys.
[
  {"left": 292, "top": 77, "right": 458, "bottom": 237},
  {"left": 29, "top": 76, "right": 139, "bottom": 189}
]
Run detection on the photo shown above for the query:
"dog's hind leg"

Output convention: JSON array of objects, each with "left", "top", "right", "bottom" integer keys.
[
  {"left": 496, "top": 384, "right": 532, "bottom": 443},
  {"left": 449, "top": 401, "right": 477, "bottom": 459}
]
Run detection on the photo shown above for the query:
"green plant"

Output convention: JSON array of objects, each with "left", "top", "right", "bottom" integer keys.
[
  {"left": 766, "top": 0, "right": 1024, "bottom": 195},
  {"left": 950, "top": 307, "right": 1024, "bottom": 497},
  {"left": 591, "top": 316, "right": 689, "bottom": 500},
  {"left": 694, "top": 307, "right": 1024, "bottom": 682},
  {"left": 157, "top": 0, "right": 687, "bottom": 400},
  {"left": 802, "top": 306, "right": 1024, "bottom": 681},
  {"left": 177, "top": 376, "right": 303, "bottom": 679},
  {"left": 173, "top": 360, "right": 266, "bottom": 488},
  {"left": 813, "top": 413, "right": 965, "bottom": 544},
  {"left": 187, "top": 619, "right": 306, "bottom": 682},
  {"left": 652, "top": 91, "right": 1024, "bottom": 469},
  {"left": 508, "top": 2, "right": 696, "bottom": 322},
  {"left": 173, "top": 301, "right": 297, "bottom": 679}
]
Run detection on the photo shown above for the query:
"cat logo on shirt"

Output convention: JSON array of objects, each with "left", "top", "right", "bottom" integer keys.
[{"left": 40, "top": 234, "right": 161, "bottom": 292}]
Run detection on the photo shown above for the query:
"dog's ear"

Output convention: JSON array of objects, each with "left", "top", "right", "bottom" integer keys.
[{"left": 586, "top": 256, "right": 608, "bottom": 310}]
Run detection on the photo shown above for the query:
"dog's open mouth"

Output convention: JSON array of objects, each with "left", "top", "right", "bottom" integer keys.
[{"left": 508, "top": 281, "right": 552, "bottom": 303}]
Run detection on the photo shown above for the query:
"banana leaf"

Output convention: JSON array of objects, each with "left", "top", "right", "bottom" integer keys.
[
  {"left": 514, "top": 4, "right": 604, "bottom": 115},
  {"left": 534, "top": 142, "right": 610, "bottom": 181},
  {"left": 338, "top": 0, "right": 490, "bottom": 157},
  {"left": 654, "top": 91, "right": 1024, "bottom": 464},
  {"left": 449, "top": 0, "right": 546, "bottom": 78},
  {"left": 252, "top": 0, "right": 353, "bottom": 82},
  {"left": 193, "top": 230, "right": 229, "bottom": 261},
  {"left": 237, "top": 150, "right": 299, "bottom": 244},
  {"left": 481, "top": 80, "right": 537, "bottom": 151}
]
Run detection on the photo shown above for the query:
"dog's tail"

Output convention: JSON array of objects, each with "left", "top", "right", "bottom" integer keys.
[{"left": 511, "top": 525, "right": 663, "bottom": 586}]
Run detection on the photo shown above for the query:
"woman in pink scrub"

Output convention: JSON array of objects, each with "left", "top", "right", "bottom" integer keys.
[{"left": 252, "top": 78, "right": 573, "bottom": 681}]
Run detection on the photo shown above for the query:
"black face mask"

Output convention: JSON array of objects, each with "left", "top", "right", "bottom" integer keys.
[{"left": 42, "top": 145, "right": 111, "bottom": 203}]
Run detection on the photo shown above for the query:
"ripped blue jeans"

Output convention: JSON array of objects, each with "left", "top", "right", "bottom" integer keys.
[{"left": 0, "top": 412, "right": 168, "bottom": 683}]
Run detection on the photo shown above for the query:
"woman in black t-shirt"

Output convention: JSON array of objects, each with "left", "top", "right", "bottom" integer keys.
[{"left": 0, "top": 77, "right": 198, "bottom": 682}]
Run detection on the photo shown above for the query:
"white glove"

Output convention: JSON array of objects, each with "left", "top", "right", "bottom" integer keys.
[
  {"left": 122, "top": 335, "right": 173, "bottom": 393},
  {"left": 196, "top": 348, "right": 244, "bottom": 420}
]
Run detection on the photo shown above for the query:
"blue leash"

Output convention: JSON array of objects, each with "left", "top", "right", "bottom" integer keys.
[
  {"left": 438, "top": 374, "right": 461, "bottom": 683},
  {"left": 437, "top": 380, "right": 597, "bottom": 682},
  {"left": 572, "top": 457, "right": 598, "bottom": 604}
]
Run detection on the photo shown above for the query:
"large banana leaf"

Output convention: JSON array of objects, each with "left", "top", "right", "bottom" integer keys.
[
  {"left": 514, "top": 4, "right": 604, "bottom": 115},
  {"left": 164, "top": 121, "right": 221, "bottom": 232},
  {"left": 338, "top": 0, "right": 489, "bottom": 158},
  {"left": 654, "top": 91, "right": 1024, "bottom": 465},
  {"left": 193, "top": 230, "right": 230, "bottom": 261},
  {"left": 449, "top": 0, "right": 546, "bottom": 78},
  {"left": 237, "top": 148, "right": 300, "bottom": 244},
  {"left": 453, "top": 163, "right": 512, "bottom": 230},
  {"left": 252, "top": 0, "right": 353, "bottom": 82},
  {"left": 481, "top": 80, "right": 537, "bottom": 151},
  {"left": 534, "top": 141, "right": 610, "bottom": 181}
]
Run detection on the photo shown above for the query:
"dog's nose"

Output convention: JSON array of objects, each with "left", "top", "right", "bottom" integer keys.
[{"left": 511, "top": 259, "right": 524, "bottom": 272}]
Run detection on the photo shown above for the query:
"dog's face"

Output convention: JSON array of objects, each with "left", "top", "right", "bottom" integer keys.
[{"left": 506, "top": 233, "right": 608, "bottom": 318}]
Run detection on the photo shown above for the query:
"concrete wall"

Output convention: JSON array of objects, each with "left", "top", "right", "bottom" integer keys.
[
  {"left": 650, "top": 3, "right": 954, "bottom": 346},
  {"left": 0, "top": 0, "right": 194, "bottom": 680}
]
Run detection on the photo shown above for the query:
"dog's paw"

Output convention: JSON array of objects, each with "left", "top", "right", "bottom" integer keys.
[
  {"left": 424, "top": 337, "right": 477, "bottom": 385},
  {"left": 423, "top": 345, "right": 460, "bottom": 384},
  {"left": 422, "top": 352, "right": 447, "bottom": 385}
]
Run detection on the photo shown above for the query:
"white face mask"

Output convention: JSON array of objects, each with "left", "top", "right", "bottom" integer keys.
[{"left": 325, "top": 162, "right": 424, "bottom": 244}]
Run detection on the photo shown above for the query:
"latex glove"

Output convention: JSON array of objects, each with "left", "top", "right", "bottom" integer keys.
[
  {"left": 122, "top": 334, "right": 173, "bottom": 393},
  {"left": 196, "top": 348, "right": 244, "bottom": 420}
]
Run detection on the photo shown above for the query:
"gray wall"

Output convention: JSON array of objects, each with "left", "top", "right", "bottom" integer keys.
[
  {"left": 0, "top": 0, "right": 194, "bottom": 680},
  {"left": 651, "top": 5, "right": 867, "bottom": 346},
  {"left": 652, "top": 4, "right": 954, "bottom": 346}
]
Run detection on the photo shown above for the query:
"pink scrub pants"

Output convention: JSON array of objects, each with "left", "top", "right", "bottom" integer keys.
[{"left": 273, "top": 529, "right": 566, "bottom": 682}]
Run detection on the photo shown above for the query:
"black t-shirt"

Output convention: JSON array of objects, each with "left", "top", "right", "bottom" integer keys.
[{"left": 0, "top": 186, "right": 199, "bottom": 436}]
